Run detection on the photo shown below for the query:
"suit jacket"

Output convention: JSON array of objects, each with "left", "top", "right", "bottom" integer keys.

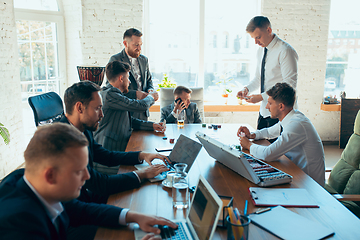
[
  {"left": 0, "top": 169, "right": 122, "bottom": 240},
  {"left": 60, "top": 116, "right": 141, "bottom": 202},
  {"left": 109, "top": 49, "right": 154, "bottom": 120},
  {"left": 160, "top": 102, "right": 202, "bottom": 124},
  {"left": 94, "top": 84, "right": 154, "bottom": 151}
]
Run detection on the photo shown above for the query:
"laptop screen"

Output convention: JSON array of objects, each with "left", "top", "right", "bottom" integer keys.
[
  {"left": 188, "top": 178, "right": 221, "bottom": 240},
  {"left": 168, "top": 134, "right": 202, "bottom": 172}
]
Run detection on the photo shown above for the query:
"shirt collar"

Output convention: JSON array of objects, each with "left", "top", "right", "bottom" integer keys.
[
  {"left": 23, "top": 175, "right": 64, "bottom": 224},
  {"left": 266, "top": 34, "right": 278, "bottom": 51},
  {"left": 280, "top": 108, "right": 296, "bottom": 127},
  {"left": 127, "top": 54, "right": 137, "bottom": 63}
]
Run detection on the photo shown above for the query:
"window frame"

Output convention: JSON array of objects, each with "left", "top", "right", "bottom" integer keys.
[
  {"left": 143, "top": 0, "right": 260, "bottom": 96},
  {"left": 14, "top": 4, "right": 67, "bottom": 97}
]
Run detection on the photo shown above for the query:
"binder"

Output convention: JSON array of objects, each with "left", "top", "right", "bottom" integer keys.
[
  {"left": 249, "top": 206, "right": 335, "bottom": 240},
  {"left": 249, "top": 187, "right": 319, "bottom": 208}
]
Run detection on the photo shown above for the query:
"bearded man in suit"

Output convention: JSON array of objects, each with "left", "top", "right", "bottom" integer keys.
[{"left": 109, "top": 28, "right": 154, "bottom": 121}]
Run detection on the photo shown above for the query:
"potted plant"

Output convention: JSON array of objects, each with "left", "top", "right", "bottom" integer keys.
[
  {"left": 214, "top": 73, "right": 235, "bottom": 98},
  {"left": 0, "top": 123, "right": 10, "bottom": 145},
  {"left": 157, "top": 73, "right": 177, "bottom": 90}
]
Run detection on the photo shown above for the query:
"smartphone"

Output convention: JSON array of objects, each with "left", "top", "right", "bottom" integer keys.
[
  {"left": 175, "top": 97, "right": 182, "bottom": 104},
  {"left": 155, "top": 147, "right": 173, "bottom": 152}
]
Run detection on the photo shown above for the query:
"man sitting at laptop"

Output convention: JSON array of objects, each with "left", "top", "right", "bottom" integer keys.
[
  {"left": 160, "top": 86, "right": 202, "bottom": 124},
  {"left": 0, "top": 123, "right": 177, "bottom": 240},
  {"left": 238, "top": 83, "right": 325, "bottom": 186}
]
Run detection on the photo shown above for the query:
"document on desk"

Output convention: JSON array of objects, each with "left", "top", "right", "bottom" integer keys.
[
  {"left": 249, "top": 206, "right": 335, "bottom": 240},
  {"left": 249, "top": 187, "right": 319, "bottom": 207}
]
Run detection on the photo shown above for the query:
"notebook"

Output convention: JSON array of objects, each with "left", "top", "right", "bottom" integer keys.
[
  {"left": 249, "top": 187, "right": 319, "bottom": 207},
  {"left": 249, "top": 206, "right": 334, "bottom": 240},
  {"left": 196, "top": 132, "right": 293, "bottom": 187},
  {"left": 135, "top": 134, "right": 202, "bottom": 182},
  {"left": 134, "top": 175, "right": 223, "bottom": 240}
]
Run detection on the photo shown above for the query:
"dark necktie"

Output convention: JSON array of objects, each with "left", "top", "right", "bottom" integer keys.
[{"left": 260, "top": 47, "right": 268, "bottom": 93}]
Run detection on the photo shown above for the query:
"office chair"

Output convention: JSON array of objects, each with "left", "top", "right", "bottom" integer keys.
[
  {"left": 160, "top": 87, "right": 204, "bottom": 120},
  {"left": 28, "top": 92, "right": 64, "bottom": 126},
  {"left": 325, "top": 109, "right": 360, "bottom": 218}
]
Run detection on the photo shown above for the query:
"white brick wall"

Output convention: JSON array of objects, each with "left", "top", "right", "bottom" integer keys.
[
  {"left": 62, "top": 0, "right": 143, "bottom": 86},
  {"left": 0, "top": 0, "right": 25, "bottom": 179}
]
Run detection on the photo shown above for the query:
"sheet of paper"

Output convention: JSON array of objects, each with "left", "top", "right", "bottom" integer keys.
[{"left": 249, "top": 187, "right": 319, "bottom": 207}]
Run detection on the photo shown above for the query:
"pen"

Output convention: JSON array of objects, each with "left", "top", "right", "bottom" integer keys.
[
  {"left": 244, "top": 200, "right": 248, "bottom": 216},
  {"left": 254, "top": 207, "right": 271, "bottom": 214}
]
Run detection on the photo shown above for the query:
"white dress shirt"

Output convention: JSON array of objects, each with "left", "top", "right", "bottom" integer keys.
[
  {"left": 23, "top": 175, "right": 64, "bottom": 230},
  {"left": 246, "top": 34, "right": 298, "bottom": 118},
  {"left": 249, "top": 109, "right": 325, "bottom": 186},
  {"left": 128, "top": 56, "right": 142, "bottom": 91}
]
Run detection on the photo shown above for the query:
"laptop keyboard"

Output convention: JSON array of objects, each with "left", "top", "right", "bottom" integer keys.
[{"left": 158, "top": 223, "right": 189, "bottom": 240}]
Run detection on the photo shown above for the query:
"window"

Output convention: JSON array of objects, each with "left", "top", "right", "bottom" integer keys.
[
  {"left": 14, "top": 0, "right": 66, "bottom": 136},
  {"left": 145, "top": 0, "right": 260, "bottom": 102},
  {"left": 325, "top": 0, "right": 360, "bottom": 99}
]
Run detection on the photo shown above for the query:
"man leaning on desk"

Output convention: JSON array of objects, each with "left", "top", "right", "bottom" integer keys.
[
  {"left": 0, "top": 123, "right": 176, "bottom": 240},
  {"left": 238, "top": 83, "right": 325, "bottom": 186},
  {"left": 160, "top": 86, "right": 202, "bottom": 124}
]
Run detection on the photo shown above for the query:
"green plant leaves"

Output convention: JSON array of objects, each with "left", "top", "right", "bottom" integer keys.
[{"left": 0, "top": 123, "right": 10, "bottom": 145}]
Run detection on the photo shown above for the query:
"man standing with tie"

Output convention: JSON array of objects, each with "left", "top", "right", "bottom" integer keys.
[
  {"left": 109, "top": 28, "right": 154, "bottom": 121},
  {"left": 237, "top": 16, "right": 298, "bottom": 141}
]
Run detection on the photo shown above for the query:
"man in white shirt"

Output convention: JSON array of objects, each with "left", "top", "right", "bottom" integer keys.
[
  {"left": 238, "top": 83, "right": 325, "bottom": 186},
  {"left": 109, "top": 28, "right": 154, "bottom": 121},
  {"left": 237, "top": 16, "right": 298, "bottom": 141},
  {"left": 0, "top": 123, "right": 176, "bottom": 240}
]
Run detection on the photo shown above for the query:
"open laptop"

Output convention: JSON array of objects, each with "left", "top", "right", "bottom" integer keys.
[
  {"left": 134, "top": 175, "right": 223, "bottom": 240},
  {"left": 196, "top": 132, "right": 293, "bottom": 187},
  {"left": 135, "top": 134, "right": 202, "bottom": 182}
]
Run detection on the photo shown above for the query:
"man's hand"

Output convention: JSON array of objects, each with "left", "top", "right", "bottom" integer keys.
[
  {"left": 135, "top": 165, "right": 169, "bottom": 181},
  {"left": 153, "top": 122, "right": 166, "bottom": 133},
  {"left": 236, "top": 87, "right": 249, "bottom": 99},
  {"left": 139, "top": 152, "right": 170, "bottom": 165},
  {"left": 237, "top": 126, "right": 255, "bottom": 139},
  {"left": 173, "top": 99, "right": 186, "bottom": 113},
  {"left": 149, "top": 91, "right": 159, "bottom": 101},
  {"left": 245, "top": 94, "right": 263, "bottom": 104},
  {"left": 137, "top": 91, "right": 149, "bottom": 100},
  {"left": 126, "top": 211, "right": 178, "bottom": 235},
  {"left": 239, "top": 136, "right": 253, "bottom": 150}
]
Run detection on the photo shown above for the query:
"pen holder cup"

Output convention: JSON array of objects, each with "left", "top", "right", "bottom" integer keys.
[
  {"left": 218, "top": 196, "right": 234, "bottom": 228},
  {"left": 226, "top": 215, "right": 250, "bottom": 240}
]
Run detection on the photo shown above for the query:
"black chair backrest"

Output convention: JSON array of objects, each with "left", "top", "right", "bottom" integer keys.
[{"left": 28, "top": 92, "right": 64, "bottom": 126}]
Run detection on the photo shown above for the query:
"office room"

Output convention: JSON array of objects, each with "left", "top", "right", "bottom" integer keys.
[{"left": 1, "top": 0, "right": 360, "bottom": 239}]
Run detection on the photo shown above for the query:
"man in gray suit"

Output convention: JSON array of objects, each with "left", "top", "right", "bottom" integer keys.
[
  {"left": 160, "top": 86, "right": 202, "bottom": 124},
  {"left": 94, "top": 61, "right": 165, "bottom": 174},
  {"left": 109, "top": 28, "right": 153, "bottom": 121}
]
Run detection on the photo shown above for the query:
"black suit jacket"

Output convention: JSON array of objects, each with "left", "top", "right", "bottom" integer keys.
[
  {"left": 0, "top": 169, "right": 122, "bottom": 240},
  {"left": 60, "top": 116, "right": 141, "bottom": 201},
  {"left": 109, "top": 49, "right": 154, "bottom": 120}
]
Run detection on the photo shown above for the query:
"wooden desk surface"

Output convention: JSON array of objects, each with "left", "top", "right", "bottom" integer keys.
[{"left": 95, "top": 124, "right": 360, "bottom": 240}]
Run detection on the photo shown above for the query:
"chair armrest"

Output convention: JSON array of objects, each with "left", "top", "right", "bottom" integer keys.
[{"left": 333, "top": 194, "right": 360, "bottom": 201}]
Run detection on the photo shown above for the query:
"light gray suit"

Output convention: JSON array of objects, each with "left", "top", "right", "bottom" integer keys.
[
  {"left": 160, "top": 102, "right": 202, "bottom": 124},
  {"left": 109, "top": 49, "right": 154, "bottom": 121},
  {"left": 94, "top": 84, "right": 154, "bottom": 174}
]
